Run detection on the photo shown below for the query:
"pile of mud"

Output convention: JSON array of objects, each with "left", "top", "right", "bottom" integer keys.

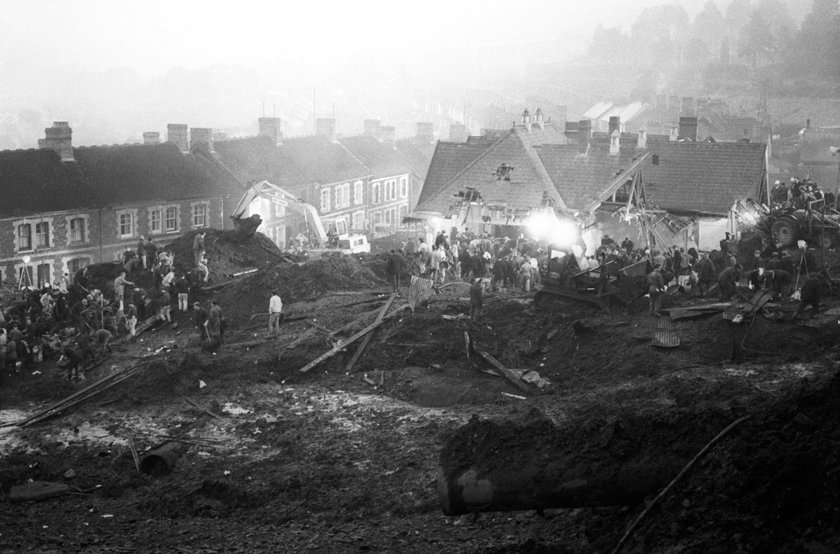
[
  {"left": 211, "top": 255, "right": 385, "bottom": 320},
  {"left": 167, "top": 229, "right": 283, "bottom": 282}
]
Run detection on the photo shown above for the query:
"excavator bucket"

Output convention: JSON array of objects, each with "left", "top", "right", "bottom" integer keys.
[{"left": 231, "top": 214, "right": 262, "bottom": 243}]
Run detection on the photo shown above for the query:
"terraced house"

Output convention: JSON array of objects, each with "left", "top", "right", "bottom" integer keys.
[{"left": 0, "top": 122, "right": 241, "bottom": 287}]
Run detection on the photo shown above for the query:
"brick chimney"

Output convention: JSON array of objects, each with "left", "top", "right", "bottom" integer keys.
[
  {"left": 578, "top": 119, "right": 591, "bottom": 154},
  {"left": 609, "top": 130, "right": 620, "bottom": 156},
  {"left": 535, "top": 108, "right": 544, "bottom": 130},
  {"left": 143, "top": 132, "right": 161, "bottom": 145},
  {"left": 669, "top": 124, "right": 679, "bottom": 142},
  {"left": 39, "top": 121, "right": 74, "bottom": 162},
  {"left": 379, "top": 125, "right": 396, "bottom": 146},
  {"left": 364, "top": 119, "right": 381, "bottom": 137},
  {"left": 608, "top": 116, "right": 620, "bottom": 136},
  {"left": 522, "top": 108, "right": 531, "bottom": 132},
  {"left": 258, "top": 117, "right": 283, "bottom": 145},
  {"left": 637, "top": 129, "right": 647, "bottom": 149},
  {"left": 190, "top": 127, "right": 213, "bottom": 151},
  {"left": 678, "top": 116, "right": 698, "bottom": 141},
  {"left": 315, "top": 118, "right": 336, "bottom": 141},
  {"left": 167, "top": 124, "right": 189, "bottom": 153},
  {"left": 449, "top": 122, "right": 467, "bottom": 142},
  {"left": 416, "top": 122, "right": 434, "bottom": 142}
]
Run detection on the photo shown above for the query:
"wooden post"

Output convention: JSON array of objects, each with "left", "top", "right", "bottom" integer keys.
[
  {"left": 345, "top": 293, "right": 396, "bottom": 372},
  {"left": 299, "top": 305, "right": 409, "bottom": 373}
]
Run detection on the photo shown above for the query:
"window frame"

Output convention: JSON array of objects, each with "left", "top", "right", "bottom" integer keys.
[
  {"left": 164, "top": 206, "right": 178, "bottom": 232},
  {"left": 399, "top": 176, "right": 408, "bottom": 198},
  {"left": 320, "top": 188, "right": 331, "bottom": 212},
  {"left": 117, "top": 209, "right": 137, "bottom": 238},
  {"left": 35, "top": 221, "right": 50, "bottom": 248},
  {"left": 69, "top": 217, "right": 86, "bottom": 243},
  {"left": 149, "top": 208, "right": 162, "bottom": 234},
  {"left": 17, "top": 223, "right": 32, "bottom": 251},
  {"left": 191, "top": 202, "right": 208, "bottom": 228},
  {"left": 354, "top": 181, "right": 364, "bottom": 205}
]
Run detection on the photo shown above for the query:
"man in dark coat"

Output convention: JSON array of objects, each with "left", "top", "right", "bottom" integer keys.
[{"left": 385, "top": 249, "right": 405, "bottom": 295}]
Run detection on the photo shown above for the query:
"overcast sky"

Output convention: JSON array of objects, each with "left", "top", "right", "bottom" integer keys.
[{"left": 0, "top": 0, "right": 695, "bottom": 75}]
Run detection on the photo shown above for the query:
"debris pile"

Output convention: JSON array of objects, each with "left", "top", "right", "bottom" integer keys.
[
  {"left": 211, "top": 255, "right": 385, "bottom": 320},
  {"left": 167, "top": 229, "right": 283, "bottom": 282}
]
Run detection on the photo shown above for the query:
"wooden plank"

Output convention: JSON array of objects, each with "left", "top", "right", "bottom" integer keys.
[
  {"left": 345, "top": 293, "right": 396, "bottom": 372},
  {"left": 299, "top": 305, "right": 410, "bottom": 373},
  {"left": 4, "top": 362, "right": 144, "bottom": 428},
  {"left": 470, "top": 341, "right": 533, "bottom": 395}
]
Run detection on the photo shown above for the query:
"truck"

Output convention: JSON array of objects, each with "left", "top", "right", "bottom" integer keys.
[{"left": 230, "top": 180, "right": 370, "bottom": 256}]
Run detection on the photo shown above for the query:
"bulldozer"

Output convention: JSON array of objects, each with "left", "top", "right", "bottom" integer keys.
[{"left": 230, "top": 180, "right": 370, "bottom": 256}]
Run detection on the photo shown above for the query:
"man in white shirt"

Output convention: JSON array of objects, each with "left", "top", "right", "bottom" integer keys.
[{"left": 268, "top": 292, "right": 283, "bottom": 337}]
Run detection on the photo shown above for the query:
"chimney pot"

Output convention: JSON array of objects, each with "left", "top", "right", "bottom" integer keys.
[
  {"left": 678, "top": 116, "right": 698, "bottom": 141},
  {"left": 167, "top": 124, "right": 189, "bottom": 153},
  {"left": 258, "top": 117, "right": 283, "bottom": 145},
  {"left": 143, "top": 132, "right": 161, "bottom": 145},
  {"left": 608, "top": 116, "right": 620, "bottom": 136},
  {"left": 637, "top": 129, "right": 647, "bottom": 149},
  {"left": 190, "top": 127, "right": 214, "bottom": 151},
  {"left": 578, "top": 119, "right": 591, "bottom": 154},
  {"left": 42, "top": 121, "right": 74, "bottom": 162},
  {"left": 669, "top": 125, "right": 679, "bottom": 142},
  {"left": 535, "top": 108, "right": 544, "bottom": 130},
  {"left": 364, "top": 119, "right": 381, "bottom": 137},
  {"left": 609, "top": 130, "right": 620, "bottom": 155}
]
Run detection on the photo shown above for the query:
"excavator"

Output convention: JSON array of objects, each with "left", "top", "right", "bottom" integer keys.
[{"left": 230, "top": 180, "right": 370, "bottom": 256}]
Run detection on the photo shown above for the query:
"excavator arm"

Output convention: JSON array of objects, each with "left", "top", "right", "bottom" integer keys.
[{"left": 231, "top": 180, "right": 328, "bottom": 245}]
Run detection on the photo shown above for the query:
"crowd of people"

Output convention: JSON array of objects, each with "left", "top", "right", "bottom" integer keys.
[
  {"left": 0, "top": 230, "right": 223, "bottom": 382},
  {"left": 770, "top": 177, "right": 834, "bottom": 210}
]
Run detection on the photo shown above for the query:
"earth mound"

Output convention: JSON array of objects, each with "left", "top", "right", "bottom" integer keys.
[
  {"left": 166, "top": 229, "right": 283, "bottom": 281},
  {"left": 211, "top": 254, "right": 385, "bottom": 320}
]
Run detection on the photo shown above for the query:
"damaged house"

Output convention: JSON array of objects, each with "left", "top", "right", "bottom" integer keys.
[{"left": 411, "top": 112, "right": 768, "bottom": 252}]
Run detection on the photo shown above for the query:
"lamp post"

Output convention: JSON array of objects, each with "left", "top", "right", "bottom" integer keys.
[{"left": 18, "top": 255, "right": 32, "bottom": 290}]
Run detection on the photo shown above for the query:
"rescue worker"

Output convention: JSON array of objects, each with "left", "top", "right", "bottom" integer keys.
[
  {"left": 718, "top": 264, "right": 743, "bottom": 301},
  {"left": 193, "top": 302, "right": 209, "bottom": 342},
  {"left": 268, "top": 292, "right": 283, "bottom": 337},
  {"left": 792, "top": 278, "right": 820, "bottom": 321},
  {"left": 469, "top": 278, "right": 484, "bottom": 321},
  {"left": 647, "top": 264, "right": 665, "bottom": 316}
]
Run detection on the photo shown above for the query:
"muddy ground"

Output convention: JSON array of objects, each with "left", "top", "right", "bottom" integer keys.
[{"left": 1, "top": 251, "right": 840, "bottom": 553}]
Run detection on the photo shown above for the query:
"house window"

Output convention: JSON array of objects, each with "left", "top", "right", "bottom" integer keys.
[
  {"left": 399, "top": 177, "right": 408, "bottom": 198},
  {"left": 320, "top": 188, "right": 331, "bottom": 212},
  {"left": 339, "top": 183, "right": 350, "bottom": 208},
  {"left": 165, "top": 207, "right": 178, "bottom": 232},
  {"left": 36, "top": 222, "right": 50, "bottom": 248},
  {"left": 372, "top": 211, "right": 382, "bottom": 225},
  {"left": 354, "top": 181, "right": 363, "bottom": 205},
  {"left": 118, "top": 211, "right": 135, "bottom": 237},
  {"left": 386, "top": 180, "right": 395, "bottom": 201},
  {"left": 68, "top": 257, "right": 89, "bottom": 274},
  {"left": 372, "top": 183, "right": 381, "bottom": 204},
  {"left": 192, "top": 204, "right": 207, "bottom": 227},
  {"left": 274, "top": 201, "right": 284, "bottom": 217},
  {"left": 150, "top": 209, "right": 162, "bottom": 233},
  {"left": 385, "top": 208, "right": 394, "bottom": 225},
  {"left": 36, "top": 263, "right": 51, "bottom": 288},
  {"left": 398, "top": 204, "right": 408, "bottom": 225},
  {"left": 70, "top": 217, "right": 85, "bottom": 243},
  {"left": 17, "top": 224, "right": 32, "bottom": 251},
  {"left": 352, "top": 211, "right": 364, "bottom": 230}
]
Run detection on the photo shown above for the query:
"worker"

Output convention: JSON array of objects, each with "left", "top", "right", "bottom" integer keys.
[
  {"left": 193, "top": 229, "right": 206, "bottom": 265},
  {"left": 792, "top": 278, "right": 821, "bottom": 321},
  {"left": 158, "top": 287, "right": 172, "bottom": 323},
  {"left": 469, "top": 278, "right": 484, "bottom": 322},
  {"left": 93, "top": 328, "right": 113, "bottom": 355},
  {"left": 124, "top": 303, "right": 138, "bottom": 341},
  {"left": 113, "top": 271, "right": 134, "bottom": 311},
  {"left": 174, "top": 274, "right": 190, "bottom": 312},
  {"left": 647, "top": 264, "right": 665, "bottom": 316},
  {"left": 385, "top": 249, "right": 405, "bottom": 295},
  {"left": 766, "top": 252, "right": 783, "bottom": 271},
  {"left": 197, "top": 257, "right": 210, "bottom": 283},
  {"left": 762, "top": 269, "right": 792, "bottom": 298},
  {"left": 718, "top": 264, "right": 743, "bottom": 301},
  {"left": 268, "top": 291, "right": 283, "bottom": 337},
  {"left": 207, "top": 299, "right": 223, "bottom": 345},
  {"left": 193, "top": 302, "right": 209, "bottom": 342}
]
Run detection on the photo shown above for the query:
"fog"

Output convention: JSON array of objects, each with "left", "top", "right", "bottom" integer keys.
[{"left": 0, "top": 0, "right": 820, "bottom": 148}]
